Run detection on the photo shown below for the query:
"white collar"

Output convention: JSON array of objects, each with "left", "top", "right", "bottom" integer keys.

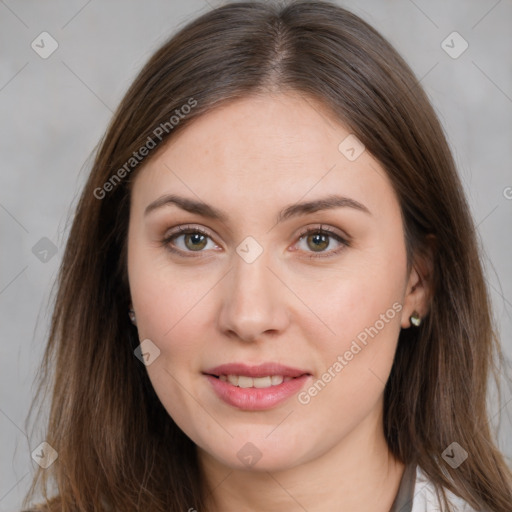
[{"left": 410, "top": 465, "right": 479, "bottom": 512}]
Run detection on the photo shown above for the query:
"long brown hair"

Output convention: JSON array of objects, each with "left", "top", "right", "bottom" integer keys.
[{"left": 23, "top": 1, "right": 512, "bottom": 510}]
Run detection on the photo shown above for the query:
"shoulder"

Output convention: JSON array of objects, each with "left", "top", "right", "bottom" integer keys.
[{"left": 412, "top": 466, "right": 480, "bottom": 512}]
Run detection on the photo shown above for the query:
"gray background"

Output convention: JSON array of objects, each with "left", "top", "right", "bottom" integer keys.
[{"left": 1, "top": 0, "right": 511, "bottom": 510}]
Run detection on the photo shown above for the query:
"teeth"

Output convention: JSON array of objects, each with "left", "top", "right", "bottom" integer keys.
[
  {"left": 219, "top": 374, "right": 293, "bottom": 388},
  {"left": 238, "top": 375, "right": 253, "bottom": 388},
  {"left": 227, "top": 375, "right": 239, "bottom": 386},
  {"left": 253, "top": 376, "right": 272, "bottom": 388}
]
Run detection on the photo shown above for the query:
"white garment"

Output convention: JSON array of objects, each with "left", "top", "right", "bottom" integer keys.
[{"left": 411, "top": 466, "right": 480, "bottom": 511}]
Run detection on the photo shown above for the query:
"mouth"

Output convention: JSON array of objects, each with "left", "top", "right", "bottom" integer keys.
[{"left": 203, "top": 363, "right": 312, "bottom": 410}]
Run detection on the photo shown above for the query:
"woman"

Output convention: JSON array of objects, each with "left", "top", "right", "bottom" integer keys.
[{"left": 22, "top": 1, "right": 512, "bottom": 511}]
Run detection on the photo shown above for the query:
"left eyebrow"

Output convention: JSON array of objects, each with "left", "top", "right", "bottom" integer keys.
[
  {"left": 276, "top": 195, "right": 372, "bottom": 222},
  {"left": 143, "top": 193, "right": 372, "bottom": 223}
]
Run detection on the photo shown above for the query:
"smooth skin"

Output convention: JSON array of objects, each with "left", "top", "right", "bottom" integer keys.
[{"left": 127, "top": 92, "right": 433, "bottom": 512}]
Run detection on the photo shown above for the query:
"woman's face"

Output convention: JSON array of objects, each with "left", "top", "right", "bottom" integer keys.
[{"left": 127, "top": 92, "right": 422, "bottom": 472}]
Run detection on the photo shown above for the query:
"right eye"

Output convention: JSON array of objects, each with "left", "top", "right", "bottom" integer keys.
[{"left": 161, "top": 225, "right": 220, "bottom": 256}]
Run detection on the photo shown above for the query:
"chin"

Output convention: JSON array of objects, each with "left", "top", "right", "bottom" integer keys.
[{"left": 197, "top": 433, "right": 311, "bottom": 473}]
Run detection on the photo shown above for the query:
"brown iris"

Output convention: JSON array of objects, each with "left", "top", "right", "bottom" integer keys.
[
  {"left": 184, "top": 232, "right": 208, "bottom": 251},
  {"left": 306, "top": 232, "right": 329, "bottom": 252}
]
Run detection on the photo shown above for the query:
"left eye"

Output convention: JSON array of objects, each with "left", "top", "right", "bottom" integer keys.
[
  {"left": 294, "top": 227, "right": 348, "bottom": 257},
  {"left": 299, "top": 230, "right": 344, "bottom": 252}
]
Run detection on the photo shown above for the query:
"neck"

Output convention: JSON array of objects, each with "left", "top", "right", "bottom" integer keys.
[{"left": 198, "top": 407, "right": 405, "bottom": 512}]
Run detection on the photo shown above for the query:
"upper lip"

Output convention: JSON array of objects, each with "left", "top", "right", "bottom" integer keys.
[{"left": 204, "top": 363, "right": 311, "bottom": 378}]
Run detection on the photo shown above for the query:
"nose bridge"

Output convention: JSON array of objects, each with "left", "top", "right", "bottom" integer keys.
[{"left": 217, "top": 243, "right": 288, "bottom": 341}]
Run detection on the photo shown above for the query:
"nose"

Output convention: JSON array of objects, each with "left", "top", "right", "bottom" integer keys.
[{"left": 217, "top": 248, "right": 290, "bottom": 343}]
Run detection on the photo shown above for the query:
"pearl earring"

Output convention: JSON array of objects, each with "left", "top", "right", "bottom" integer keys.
[
  {"left": 128, "top": 308, "right": 137, "bottom": 325},
  {"left": 410, "top": 310, "right": 421, "bottom": 327}
]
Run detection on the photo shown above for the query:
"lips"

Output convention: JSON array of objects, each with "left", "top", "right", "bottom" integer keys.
[{"left": 203, "top": 362, "right": 311, "bottom": 410}]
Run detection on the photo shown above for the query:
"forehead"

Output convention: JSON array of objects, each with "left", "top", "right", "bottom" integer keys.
[
  {"left": 131, "top": 92, "right": 398, "bottom": 219},
  {"left": 161, "top": 92, "right": 348, "bottom": 171}
]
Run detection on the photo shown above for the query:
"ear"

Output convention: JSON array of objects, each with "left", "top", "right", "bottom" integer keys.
[{"left": 401, "top": 235, "right": 436, "bottom": 329}]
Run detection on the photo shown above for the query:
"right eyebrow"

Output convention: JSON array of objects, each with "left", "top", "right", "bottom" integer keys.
[{"left": 144, "top": 194, "right": 228, "bottom": 222}]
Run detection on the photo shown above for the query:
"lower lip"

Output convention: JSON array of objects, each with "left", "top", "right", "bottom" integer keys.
[{"left": 205, "top": 374, "right": 311, "bottom": 411}]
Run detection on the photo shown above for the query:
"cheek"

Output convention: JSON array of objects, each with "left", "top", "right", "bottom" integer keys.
[
  {"left": 127, "top": 231, "right": 216, "bottom": 342},
  {"left": 127, "top": 238, "right": 205, "bottom": 407},
  {"left": 295, "top": 243, "right": 405, "bottom": 348},
  {"left": 294, "top": 236, "right": 407, "bottom": 415},
  {"left": 127, "top": 250, "right": 218, "bottom": 438}
]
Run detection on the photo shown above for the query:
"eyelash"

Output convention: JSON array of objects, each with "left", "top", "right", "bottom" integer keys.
[{"left": 160, "top": 224, "right": 350, "bottom": 259}]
